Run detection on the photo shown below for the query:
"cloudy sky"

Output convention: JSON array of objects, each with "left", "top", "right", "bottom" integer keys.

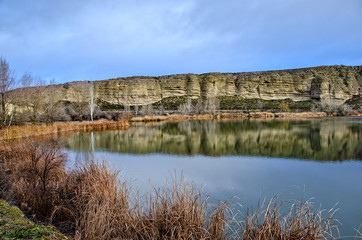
[{"left": 0, "top": 0, "right": 361, "bottom": 83}]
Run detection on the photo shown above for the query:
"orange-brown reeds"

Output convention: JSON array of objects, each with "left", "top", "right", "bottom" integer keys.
[
  {"left": 0, "top": 119, "right": 129, "bottom": 141},
  {"left": 240, "top": 197, "right": 338, "bottom": 240},
  {"left": 55, "top": 165, "right": 230, "bottom": 240},
  {"left": 131, "top": 175, "right": 230, "bottom": 239},
  {"left": 54, "top": 161, "right": 132, "bottom": 239},
  {"left": 0, "top": 139, "right": 67, "bottom": 219}
]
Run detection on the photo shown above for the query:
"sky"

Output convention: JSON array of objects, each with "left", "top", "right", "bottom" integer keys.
[{"left": 0, "top": 0, "right": 361, "bottom": 84}]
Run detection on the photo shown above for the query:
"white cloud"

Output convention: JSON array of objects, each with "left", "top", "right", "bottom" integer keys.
[{"left": 0, "top": 0, "right": 361, "bottom": 82}]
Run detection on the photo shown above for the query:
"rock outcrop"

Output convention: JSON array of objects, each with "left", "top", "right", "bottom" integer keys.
[{"left": 13, "top": 65, "right": 362, "bottom": 107}]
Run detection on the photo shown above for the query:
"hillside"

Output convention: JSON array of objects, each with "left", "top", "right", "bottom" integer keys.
[{"left": 10, "top": 65, "right": 362, "bottom": 111}]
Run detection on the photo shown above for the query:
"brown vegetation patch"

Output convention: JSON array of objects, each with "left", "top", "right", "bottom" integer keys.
[{"left": 0, "top": 119, "right": 129, "bottom": 141}]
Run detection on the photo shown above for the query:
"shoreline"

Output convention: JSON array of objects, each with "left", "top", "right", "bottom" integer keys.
[
  {"left": 1, "top": 111, "right": 361, "bottom": 141},
  {"left": 130, "top": 111, "right": 362, "bottom": 122},
  {"left": 0, "top": 119, "right": 130, "bottom": 141}
]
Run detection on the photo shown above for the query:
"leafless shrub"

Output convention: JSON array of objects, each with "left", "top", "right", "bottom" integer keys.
[
  {"left": 157, "top": 105, "right": 166, "bottom": 115},
  {"left": 256, "top": 100, "right": 264, "bottom": 110},
  {"left": 337, "top": 104, "right": 353, "bottom": 115},
  {"left": 178, "top": 102, "right": 190, "bottom": 115},
  {"left": 140, "top": 104, "right": 155, "bottom": 116},
  {"left": 0, "top": 57, "right": 16, "bottom": 128},
  {"left": 204, "top": 96, "right": 220, "bottom": 115},
  {"left": 1, "top": 140, "right": 67, "bottom": 219},
  {"left": 194, "top": 98, "right": 204, "bottom": 115},
  {"left": 319, "top": 101, "right": 353, "bottom": 115}
]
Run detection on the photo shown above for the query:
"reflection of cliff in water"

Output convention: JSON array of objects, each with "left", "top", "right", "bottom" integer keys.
[{"left": 64, "top": 118, "right": 362, "bottom": 161}]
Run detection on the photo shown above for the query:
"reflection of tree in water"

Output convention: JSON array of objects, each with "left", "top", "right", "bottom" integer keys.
[
  {"left": 309, "top": 127, "right": 322, "bottom": 152},
  {"left": 64, "top": 119, "right": 362, "bottom": 161},
  {"left": 65, "top": 132, "right": 95, "bottom": 164}
]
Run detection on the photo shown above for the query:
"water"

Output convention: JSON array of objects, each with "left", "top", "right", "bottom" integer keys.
[{"left": 64, "top": 117, "right": 362, "bottom": 237}]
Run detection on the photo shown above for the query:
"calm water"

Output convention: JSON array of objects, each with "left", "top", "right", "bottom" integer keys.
[{"left": 64, "top": 117, "right": 362, "bottom": 237}]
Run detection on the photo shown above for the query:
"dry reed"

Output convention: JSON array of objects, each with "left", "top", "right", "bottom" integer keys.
[
  {"left": 0, "top": 140, "right": 67, "bottom": 219},
  {"left": 240, "top": 197, "right": 338, "bottom": 240},
  {"left": 0, "top": 119, "right": 129, "bottom": 141}
]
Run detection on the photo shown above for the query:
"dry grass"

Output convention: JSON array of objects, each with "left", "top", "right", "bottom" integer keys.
[
  {"left": 54, "top": 161, "right": 131, "bottom": 239},
  {"left": 57, "top": 166, "right": 230, "bottom": 239},
  {"left": 136, "top": 176, "right": 230, "bottom": 239},
  {"left": 240, "top": 197, "right": 338, "bottom": 240},
  {"left": 0, "top": 140, "right": 67, "bottom": 219},
  {"left": 0, "top": 139, "right": 344, "bottom": 239},
  {"left": 0, "top": 119, "right": 129, "bottom": 141}
]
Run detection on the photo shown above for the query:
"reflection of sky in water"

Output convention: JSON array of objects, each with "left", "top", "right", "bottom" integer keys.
[{"left": 66, "top": 151, "right": 362, "bottom": 237}]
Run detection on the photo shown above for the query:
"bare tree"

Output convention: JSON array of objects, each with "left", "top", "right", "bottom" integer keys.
[
  {"left": 21, "top": 72, "right": 33, "bottom": 87},
  {"left": 204, "top": 96, "right": 219, "bottom": 115},
  {"left": 193, "top": 98, "right": 204, "bottom": 115},
  {"left": 19, "top": 73, "right": 58, "bottom": 124},
  {"left": 134, "top": 100, "right": 139, "bottom": 117},
  {"left": 140, "top": 104, "right": 154, "bottom": 116},
  {"left": 20, "top": 74, "right": 45, "bottom": 124},
  {"left": 42, "top": 91, "right": 62, "bottom": 124},
  {"left": 178, "top": 98, "right": 192, "bottom": 115},
  {"left": 89, "top": 82, "right": 95, "bottom": 121},
  {"left": 0, "top": 57, "right": 16, "bottom": 127},
  {"left": 122, "top": 99, "right": 131, "bottom": 113}
]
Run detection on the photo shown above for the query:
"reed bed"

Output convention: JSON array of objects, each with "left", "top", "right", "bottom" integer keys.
[
  {"left": 0, "top": 139, "right": 342, "bottom": 239},
  {"left": 239, "top": 197, "right": 338, "bottom": 239},
  {"left": 0, "top": 119, "right": 129, "bottom": 141}
]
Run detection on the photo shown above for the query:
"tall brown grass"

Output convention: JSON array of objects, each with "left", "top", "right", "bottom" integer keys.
[
  {"left": 240, "top": 197, "right": 338, "bottom": 239},
  {"left": 0, "top": 140, "right": 67, "bottom": 219},
  {"left": 0, "top": 139, "right": 342, "bottom": 239},
  {"left": 0, "top": 119, "right": 129, "bottom": 141}
]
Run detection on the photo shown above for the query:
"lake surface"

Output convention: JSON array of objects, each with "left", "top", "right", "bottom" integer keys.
[{"left": 64, "top": 117, "right": 362, "bottom": 237}]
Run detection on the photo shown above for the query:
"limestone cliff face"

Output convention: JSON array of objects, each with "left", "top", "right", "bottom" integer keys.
[{"left": 17, "top": 65, "right": 362, "bottom": 106}]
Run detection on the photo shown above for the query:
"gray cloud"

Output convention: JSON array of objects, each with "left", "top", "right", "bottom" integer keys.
[{"left": 0, "top": 0, "right": 361, "bottom": 83}]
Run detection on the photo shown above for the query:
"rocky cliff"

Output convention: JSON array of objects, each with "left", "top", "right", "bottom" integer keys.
[{"left": 14, "top": 65, "right": 362, "bottom": 107}]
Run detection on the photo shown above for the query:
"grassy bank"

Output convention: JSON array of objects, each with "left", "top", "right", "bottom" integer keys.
[
  {"left": 0, "top": 139, "right": 344, "bottom": 239},
  {"left": 0, "top": 119, "right": 129, "bottom": 141},
  {"left": 0, "top": 199, "right": 67, "bottom": 239}
]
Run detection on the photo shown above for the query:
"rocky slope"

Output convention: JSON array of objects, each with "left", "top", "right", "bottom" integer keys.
[{"left": 13, "top": 65, "right": 362, "bottom": 107}]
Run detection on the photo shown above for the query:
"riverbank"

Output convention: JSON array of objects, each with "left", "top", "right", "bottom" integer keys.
[
  {"left": 0, "top": 119, "right": 130, "bottom": 141},
  {"left": 0, "top": 199, "right": 67, "bottom": 239},
  {"left": 130, "top": 111, "right": 362, "bottom": 122},
  {"left": 1, "top": 111, "right": 361, "bottom": 141}
]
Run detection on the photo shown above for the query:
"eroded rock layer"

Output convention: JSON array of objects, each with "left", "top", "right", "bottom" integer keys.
[{"left": 16, "top": 65, "right": 362, "bottom": 106}]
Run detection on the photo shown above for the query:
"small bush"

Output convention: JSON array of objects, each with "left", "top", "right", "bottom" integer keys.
[
  {"left": 1, "top": 140, "right": 67, "bottom": 219},
  {"left": 319, "top": 101, "right": 353, "bottom": 115},
  {"left": 278, "top": 102, "right": 290, "bottom": 112}
]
